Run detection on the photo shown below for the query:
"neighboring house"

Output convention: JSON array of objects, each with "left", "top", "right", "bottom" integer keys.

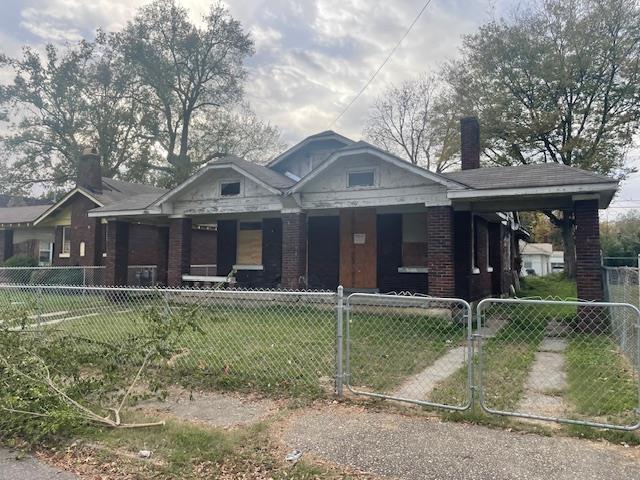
[
  {"left": 0, "top": 203, "right": 54, "bottom": 265},
  {"left": 0, "top": 148, "right": 217, "bottom": 284},
  {"left": 520, "top": 242, "right": 553, "bottom": 276},
  {"left": 84, "top": 117, "right": 617, "bottom": 302}
]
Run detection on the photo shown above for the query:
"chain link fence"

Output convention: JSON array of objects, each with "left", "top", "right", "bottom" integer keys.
[
  {"left": 477, "top": 297, "right": 640, "bottom": 430},
  {"left": 0, "top": 284, "right": 338, "bottom": 397},
  {"left": 345, "top": 293, "right": 472, "bottom": 410}
]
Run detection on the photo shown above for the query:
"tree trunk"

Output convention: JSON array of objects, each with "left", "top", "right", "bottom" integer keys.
[{"left": 560, "top": 212, "right": 576, "bottom": 279}]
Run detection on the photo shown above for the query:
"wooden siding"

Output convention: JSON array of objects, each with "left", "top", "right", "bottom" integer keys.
[{"left": 339, "top": 208, "right": 377, "bottom": 289}]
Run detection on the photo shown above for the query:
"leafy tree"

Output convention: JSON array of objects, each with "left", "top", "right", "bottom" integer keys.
[
  {"left": 190, "top": 102, "right": 286, "bottom": 165},
  {"left": 442, "top": 0, "right": 640, "bottom": 277},
  {"left": 0, "top": 37, "right": 156, "bottom": 193},
  {"left": 364, "top": 75, "right": 459, "bottom": 172},
  {"left": 114, "top": 0, "right": 254, "bottom": 185},
  {"left": 601, "top": 210, "right": 640, "bottom": 266}
]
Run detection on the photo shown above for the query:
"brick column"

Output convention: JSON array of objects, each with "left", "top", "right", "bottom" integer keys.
[
  {"left": 575, "top": 199, "right": 603, "bottom": 302},
  {"left": 427, "top": 206, "right": 456, "bottom": 297},
  {"left": 156, "top": 226, "right": 170, "bottom": 286},
  {"left": 167, "top": 217, "right": 192, "bottom": 287},
  {"left": 282, "top": 211, "right": 307, "bottom": 289},
  {"left": 105, "top": 221, "right": 129, "bottom": 286},
  {"left": 0, "top": 229, "right": 13, "bottom": 263}
]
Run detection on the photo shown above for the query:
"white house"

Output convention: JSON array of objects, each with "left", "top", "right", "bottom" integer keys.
[{"left": 520, "top": 242, "right": 553, "bottom": 276}]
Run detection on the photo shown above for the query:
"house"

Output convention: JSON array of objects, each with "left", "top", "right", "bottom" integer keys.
[
  {"left": 82, "top": 116, "right": 617, "bottom": 302},
  {"left": 550, "top": 250, "right": 564, "bottom": 273},
  {"left": 0, "top": 148, "right": 217, "bottom": 284},
  {"left": 520, "top": 242, "right": 553, "bottom": 276}
]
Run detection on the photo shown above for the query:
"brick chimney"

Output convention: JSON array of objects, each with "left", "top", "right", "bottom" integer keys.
[
  {"left": 460, "top": 117, "right": 480, "bottom": 170},
  {"left": 77, "top": 147, "right": 102, "bottom": 193}
]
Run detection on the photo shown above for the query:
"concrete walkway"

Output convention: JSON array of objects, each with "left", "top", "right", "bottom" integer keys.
[
  {"left": 0, "top": 449, "right": 77, "bottom": 480},
  {"left": 282, "top": 407, "right": 640, "bottom": 480}
]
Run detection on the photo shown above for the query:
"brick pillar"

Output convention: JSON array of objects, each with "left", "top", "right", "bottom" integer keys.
[
  {"left": 167, "top": 217, "right": 192, "bottom": 287},
  {"left": 0, "top": 229, "right": 13, "bottom": 263},
  {"left": 105, "top": 221, "right": 129, "bottom": 286},
  {"left": 156, "top": 226, "right": 170, "bottom": 286},
  {"left": 282, "top": 211, "right": 307, "bottom": 289},
  {"left": 575, "top": 199, "right": 603, "bottom": 302},
  {"left": 427, "top": 206, "right": 456, "bottom": 297}
]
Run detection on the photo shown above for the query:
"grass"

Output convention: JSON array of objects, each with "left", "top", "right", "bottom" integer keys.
[
  {"left": 565, "top": 334, "right": 638, "bottom": 418},
  {"left": 348, "top": 310, "right": 466, "bottom": 395},
  {"left": 519, "top": 273, "right": 577, "bottom": 299}
]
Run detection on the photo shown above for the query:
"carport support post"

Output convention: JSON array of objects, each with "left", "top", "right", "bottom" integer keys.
[
  {"left": 282, "top": 210, "right": 307, "bottom": 289},
  {"left": 168, "top": 217, "right": 192, "bottom": 288},
  {"left": 336, "top": 285, "right": 344, "bottom": 399},
  {"left": 105, "top": 220, "right": 129, "bottom": 286}
]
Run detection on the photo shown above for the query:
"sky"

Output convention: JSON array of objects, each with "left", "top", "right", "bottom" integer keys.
[{"left": 0, "top": 0, "right": 639, "bottom": 216}]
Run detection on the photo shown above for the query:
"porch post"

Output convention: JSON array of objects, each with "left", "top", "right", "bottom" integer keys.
[
  {"left": 427, "top": 206, "right": 456, "bottom": 297},
  {"left": 282, "top": 210, "right": 307, "bottom": 289},
  {"left": 0, "top": 229, "right": 13, "bottom": 263},
  {"left": 105, "top": 220, "right": 129, "bottom": 286},
  {"left": 156, "top": 226, "right": 170, "bottom": 286},
  {"left": 574, "top": 199, "right": 603, "bottom": 301},
  {"left": 167, "top": 217, "right": 192, "bottom": 288}
]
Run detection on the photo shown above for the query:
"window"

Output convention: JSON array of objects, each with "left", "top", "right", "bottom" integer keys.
[
  {"left": 236, "top": 221, "right": 262, "bottom": 265},
  {"left": 472, "top": 216, "right": 480, "bottom": 273},
  {"left": 102, "top": 222, "right": 108, "bottom": 256},
  {"left": 79, "top": 241, "right": 86, "bottom": 257},
  {"left": 38, "top": 241, "right": 52, "bottom": 266},
  {"left": 60, "top": 226, "right": 71, "bottom": 256},
  {"left": 524, "top": 261, "right": 533, "bottom": 269},
  {"left": 220, "top": 181, "right": 240, "bottom": 197},
  {"left": 347, "top": 170, "right": 375, "bottom": 188}
]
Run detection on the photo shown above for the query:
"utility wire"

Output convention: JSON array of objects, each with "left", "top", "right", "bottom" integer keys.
[{"left": 328, "top": 0, "right": 435, "bottom": 129}]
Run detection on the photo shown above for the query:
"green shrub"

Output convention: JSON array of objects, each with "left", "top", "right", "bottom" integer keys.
[{"left": 3, "top": 254, "right": 38, "bottom": 268}]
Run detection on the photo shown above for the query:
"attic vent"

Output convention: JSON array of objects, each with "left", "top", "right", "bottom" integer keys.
[{"left": 284, "top": 171, "right": 301, "bottom": 182}]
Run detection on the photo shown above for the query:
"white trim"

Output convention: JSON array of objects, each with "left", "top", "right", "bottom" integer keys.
[
  {"left": 233, "top": 264, "right": 264, "bottom": 271},
  {"left": 472, "top": 267, "right": 481, "bottom": 275},
  {"left": 267, "top": 132, "right": 354, "bottom": 167},
  {"left": 487, "top": 267, "right": 494, "bottom": 273},
  {"left": 34, "top": 188, "right": 104, "bottom": 225},
  {"left": 447, "top": 182, "right": 617, "bottom": 200},
  {"left": 88, "top": 208, "right": 162, "bottom": 218},
  {"left": 398, "top": 267, "right": 429, "bottom": 274},
  {"left": 346, "top": 167, "right": 377, "bottom": 189},
  {"left": 281, "top": 208, "right": 302, "bottom": 214},
  {"left": 288, "top": 146, "right": 466, "bottom": 194},
  {"left": 58, "top": 253, "right": 70, "bottom": 258}
]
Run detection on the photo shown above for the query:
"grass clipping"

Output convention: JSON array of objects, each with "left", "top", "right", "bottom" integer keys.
[{"left": 0, "top": 298, "right": 202, "bottom": 442}]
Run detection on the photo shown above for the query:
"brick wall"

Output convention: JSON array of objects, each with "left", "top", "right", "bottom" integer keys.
[
  {"left": 191, "top": 229, "right": 217, "bottom": 265},
  {"left": 575, "top": 199, "right": 603, "bottom": 301},
  {"left": 167, "top": 218, "right": 192, "bottom": 287},
  {"left": 282, "top": 212, "right": 307, "bottom": 289},
  {"left": 426, "top": 206, "right": 455, "bottom": 297},
  {"left": 71, "top": 194, "right": 102, "bottom": 266}
]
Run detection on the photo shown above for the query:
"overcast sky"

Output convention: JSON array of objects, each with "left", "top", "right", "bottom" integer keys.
[{"left": 1, "top": 0, "right": 639, "bottom": 215}]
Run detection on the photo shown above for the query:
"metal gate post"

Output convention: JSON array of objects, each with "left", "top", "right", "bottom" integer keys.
[{"left": 335, "top": 285, "right": 344, "bottom": 399}]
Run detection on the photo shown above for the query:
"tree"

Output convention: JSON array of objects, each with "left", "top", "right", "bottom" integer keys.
[
  {"left": 364, "top": 75, "right": 459, "bottom": 172},
  {"left": 601, "top": 211, "right": 640, "bottom": 266},
  {"left": 114, "top": 0, "right": 254, "bottom": 185},
  {"left": 0, "top": 36, "right": 156, "bottom": 193},
  {"left": 443, "top": 0, "right": 640, "bottom": 277},
  {"left": 190, "top": 102, "right": 286, "bottom": 165}
]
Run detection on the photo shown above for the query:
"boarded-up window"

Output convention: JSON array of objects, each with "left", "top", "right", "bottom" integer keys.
[
  {"left": 237, "top": 222, "right": 262, "bottom": 265},
  {"left": 401, "top": 213, "right": 428, "bottom": 266}
]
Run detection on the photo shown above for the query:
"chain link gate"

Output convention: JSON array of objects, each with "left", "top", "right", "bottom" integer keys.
[
  {"left": 344, "top": 293, "right": 473, "bottom": 411},
  {"left": 476, "top": 298, "right": 640, "bottom": 430}
]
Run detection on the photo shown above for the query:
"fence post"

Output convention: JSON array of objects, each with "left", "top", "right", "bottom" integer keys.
[
  {"left": 335, "top": 285, "right": 344, "bottom": 399},
  {"left": 36, "top": 285, "right": 43, "bottom": 327}
]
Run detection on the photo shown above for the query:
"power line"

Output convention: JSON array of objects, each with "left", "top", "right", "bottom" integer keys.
[{"left": 328, "top": 0, "right": 435, "bottom": 129}]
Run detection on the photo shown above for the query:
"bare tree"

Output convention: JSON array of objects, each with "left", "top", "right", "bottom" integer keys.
[
  {"left": 364, "top": 75, "right": 458, "bottom": 172},
  {"left": 190, "top": 103, "right": 286, "bottom": 165}
]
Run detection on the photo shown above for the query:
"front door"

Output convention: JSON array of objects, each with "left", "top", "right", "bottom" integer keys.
[{"left": 307, "top": 216, "right": 340, "bottom": 290}]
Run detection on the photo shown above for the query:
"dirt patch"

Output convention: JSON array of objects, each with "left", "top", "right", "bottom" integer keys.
[{"left": 135, "top": 388, "right": 278, "bottom": 428}]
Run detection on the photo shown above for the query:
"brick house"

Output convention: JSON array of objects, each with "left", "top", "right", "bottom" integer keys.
[
  {"left": 84, "top": 117, "right": 618, "bottom": 302},
  {"left": 0, "top": 148, "right": 217, "bottom": 285}
]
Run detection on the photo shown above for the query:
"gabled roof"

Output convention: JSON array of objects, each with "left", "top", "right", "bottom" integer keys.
[
  {"left": 288, "top": 140, "right": 467, "bottom": 193},
  {"left": 150, "top": 155, "right": 295, "bottom": 209},
  {"left": 442, "top": 163, "right": 617, "bottom": 190},
  {"left": 0, "top": 204, "right": 52, "bottom": 227},
  {"left": 267, "top": 130, "right": 355, "bottom": 168},
  {"left": 520, "top": 242, "right": 553, "bottom": 256},
  {"left": 34, "top": 177, "right": 167, "bottom": 225},
  {"left": 88, "top": 193, "right": 165, "bottom": 216}
]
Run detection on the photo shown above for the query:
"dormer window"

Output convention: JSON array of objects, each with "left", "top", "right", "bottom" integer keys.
[
  {"left": 220, "top": 181, "right": 240, "bottom": 197},
  {"left": 348, "top": 170, "right": 375, "bottom": 188}
]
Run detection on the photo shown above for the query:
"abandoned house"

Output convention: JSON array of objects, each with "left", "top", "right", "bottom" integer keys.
[{"left": 0, "top": 117, "right": 618, "bottom": 302}]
